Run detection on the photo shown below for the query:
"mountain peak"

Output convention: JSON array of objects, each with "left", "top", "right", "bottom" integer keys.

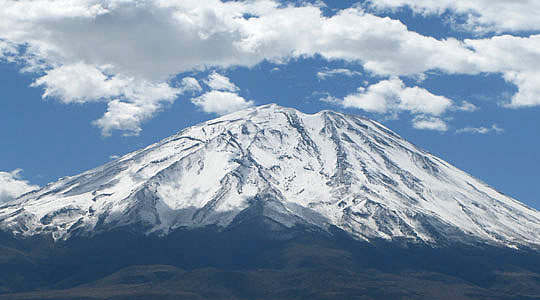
[{"left": 1, "top": 106, "right": 540, "bottom": 249}]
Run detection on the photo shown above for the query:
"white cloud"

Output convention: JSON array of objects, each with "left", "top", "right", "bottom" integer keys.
[
  {"left": 191, "top": 90, "right": 254, "bottom": 115},
  {"left": 193, "top": 72, "right": 253, "bottom": 115},
  {"left": 456, "top": 124, "right": 504, "bottom": 135},
  {"left": 333, "top": 78, "right": 461, "bottom": 131},
  {"left": 399, "top": 86, "right": 453, "bottom": 115},
  {"left": 0, "top": 2, "right": 477, "bottom": 97},
  {"left": 30, "top": 63, "right": 203, "bottom": 136},
  {"left": 31, "top": 63, "right": 127, "bottom": 104},
  {"left": 180, "top": 77, "right": 203, "bottom": 93},
  {"left": 94, "top": 99, "right": 161, "bottom": 137},
  {"left": 368, "top": 0, "right": 540, "bottom": 33},
  {"left": 412, "top": 116, "right": 448, "bottom": 132},
  {"left": 93, "top": 77, "right": 200, "bottom": 136},
  {"left": 341, "top": 80, "right": 400, "bottom": 114},
  {"left": 265, "top": 8, "right": 476, "bottom": 76},
  {"left": 0, "top": 39, "right": 17, "bottom": 62},
  {"left": 317, "top": 68, "right": 362, "bottom": 80},
  {"left": 464, "top": 35, "right": 540, "bottom": 108},
  {"left": 455, "top": 101, "right": 478, "bottom": 112},
  {"left": 1, "top": 0, "right": 540, "bottom": 135},
  {"left": 339, "top": 77, "right": 453, "bottom": 116},
  {"left": 205, "top": 72, "right": 239, "bottom": 92},
  {"left": 502, "top": 71, "right": 540, "bottom": 108},
  {"left": 464, "top": 35, "right": 540, "bottom": 73},
  {"left": 319, "top": 94, "right": 340, "bottom": 104},
  {"left": 0, "top": 169, "right": 39, "bottom": 203}
]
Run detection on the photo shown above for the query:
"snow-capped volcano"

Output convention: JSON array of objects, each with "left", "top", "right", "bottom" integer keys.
[{"left": 1, "top": 104, "right": 539, "bottom": 248}]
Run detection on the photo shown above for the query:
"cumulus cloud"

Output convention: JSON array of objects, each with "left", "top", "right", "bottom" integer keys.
[
  {"left": 330, "top": 78, "right": 465, "bottom": 131},
  {"left": 456, "top": 124, "right": 504, "bottom": 135},
  {"left": 32, "top": 63, "right": 127, "bottom": 104},
  {"left": 205, "top": 72, "right": 239, "bottom": 92},
  {"left": 0, "top": 0, "right": 540, "bottom": 135},
  {"left": 192, "top": 91, "right": 254, "bottom": 115},
  {"left": 412, "top": 116, "right": 449, "bottom": 132},
  {"left": 502, "top": 71, "right": 540, "bottom": 108},
  {"left": 464, "top": 35, "right": 540, "bottom": 108},
  {"left": 0, "top": 1, "right": 478, "bottom": 77},
  {"left": 192, "top": 72, "right": 254, "bottom": 115},
  {"left": 368, "top": 0, "right": 540, "bottom": 33},
  {"left": 317, "top": 68, "right": 363, "bottom": 80},
  {"left": 0, "top": 0, "right": 480, "bottom": 137},
  {"left": 0, "top": 169, "right": 39, "bottom": 203},
  {"left": 181, "top": 77, "right": 203, "bottom": 93},
  {"left": 30, "top": 63, "right": 203, "bottom": 136},
  {"left": 94, "top": 77, "right": 201, "bottom": 136},
  {"left": 339, "top": 77, "right": 453, "bottom": 116}
]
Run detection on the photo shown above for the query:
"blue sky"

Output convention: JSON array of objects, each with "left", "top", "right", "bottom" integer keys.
[{"left": 1, "top": 0, "right": 539, "bottom": 209}]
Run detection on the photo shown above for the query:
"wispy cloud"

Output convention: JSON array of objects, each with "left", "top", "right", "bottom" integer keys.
[
  {"left": 456, "top": 124, "right": 504, "bottom": 135},
  {"left": 317, "top": 68, "right": 362, "bottom": 80},
  {"left": 455, "top": 101, "right": 478, "bottom": 112}
]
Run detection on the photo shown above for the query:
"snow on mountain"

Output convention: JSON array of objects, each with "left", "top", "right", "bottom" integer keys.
[{"left": 1, "top": 104, "right": 539, "bottom": 248}]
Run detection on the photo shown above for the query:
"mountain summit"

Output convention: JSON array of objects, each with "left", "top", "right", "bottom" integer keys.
[{"left": 1, "top": 104, "right": 539, "bottom": 248}]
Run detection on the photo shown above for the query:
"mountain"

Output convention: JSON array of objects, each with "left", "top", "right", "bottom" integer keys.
[
  {"left": 2, "top": 104, "right": 539, "bottom": 248},
  {"left": 1, "top": 104, "right": 540, "bottom": 300}
]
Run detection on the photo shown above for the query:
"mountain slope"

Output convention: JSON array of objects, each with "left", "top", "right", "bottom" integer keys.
[{"left": 1, "top": 104, "right": 539, "bottom": 249}]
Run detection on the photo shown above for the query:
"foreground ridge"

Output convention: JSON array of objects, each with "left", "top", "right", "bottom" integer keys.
[{"left": 1, "top": 104, "right": 539, "bottom": 248}]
